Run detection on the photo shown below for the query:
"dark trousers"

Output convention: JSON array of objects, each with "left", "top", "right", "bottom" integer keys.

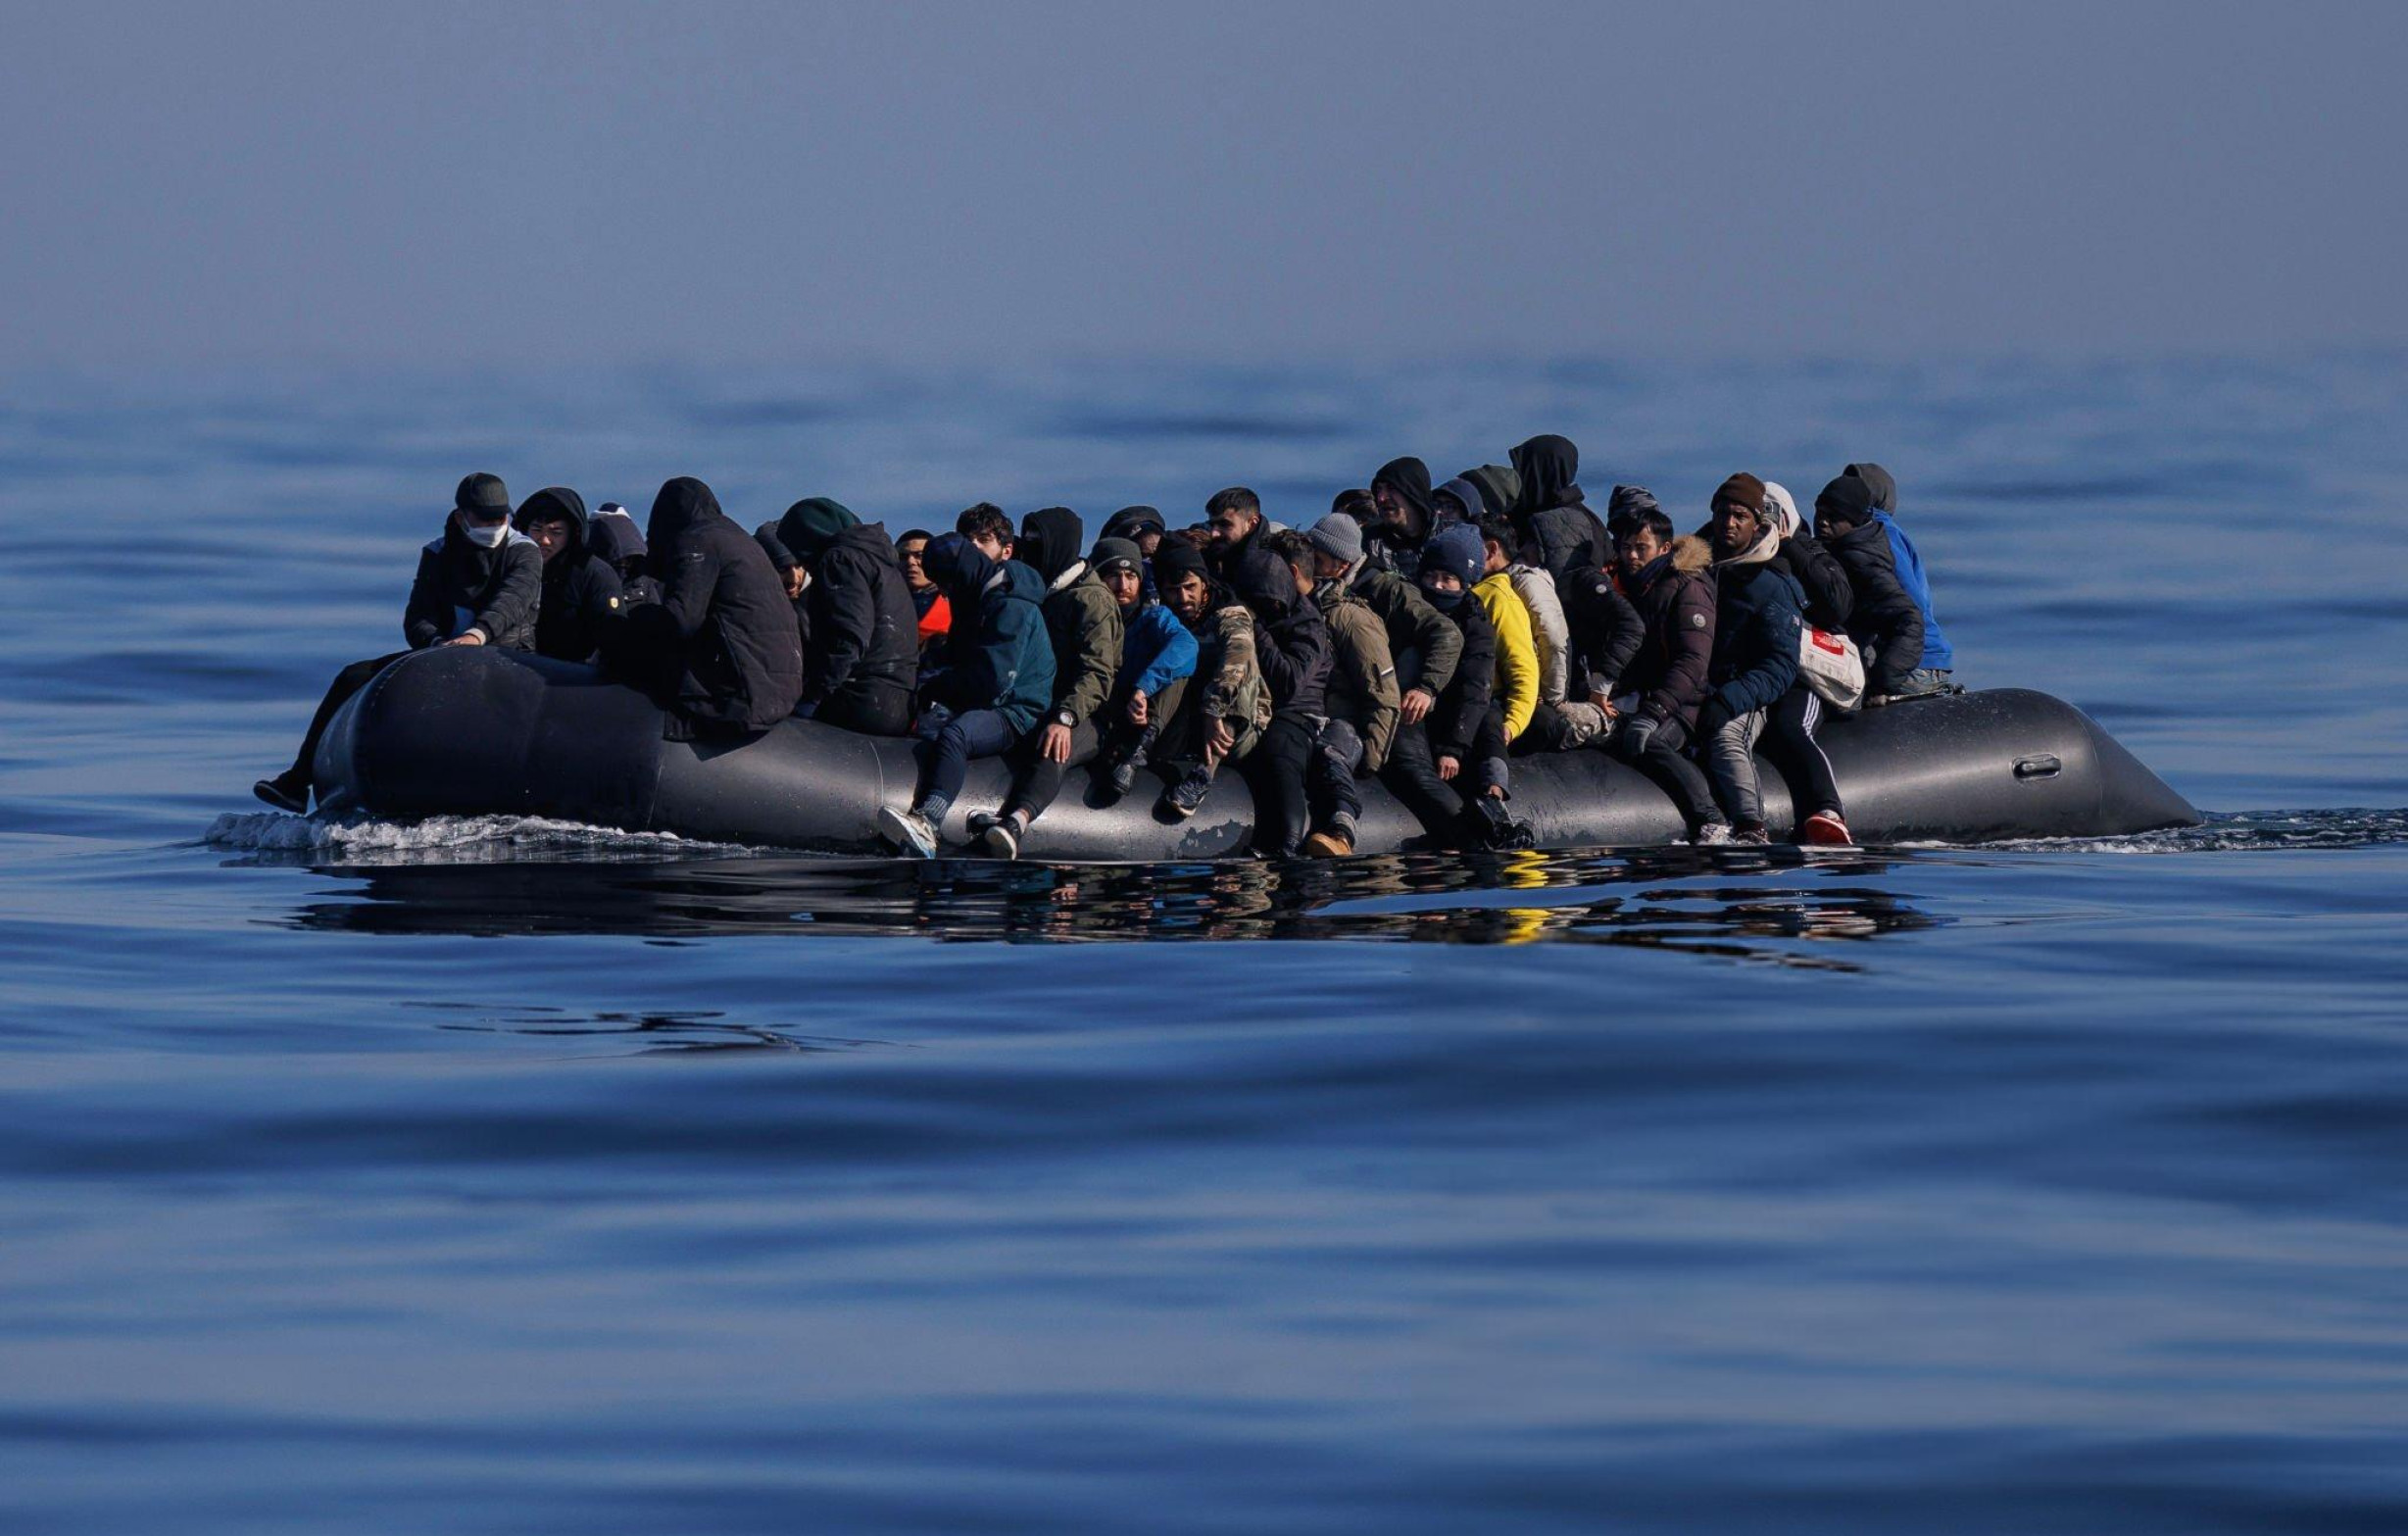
[
  {"left": 1764, "top": 686, "right": 1842, "bottom": 820},
  {"left": 1380, "top": 719, "right": 1465, "bottom": 841},
  {"left": 1002, "top": 718, "right": 1101, "bottom": 822},
  {"left": 820, "top": 683, "right": 914, "bottom": 737},
  {"left": 1307, "top": 718, "right": 1365, "bottom": 831},
  {"left": 1627, "top": 716, "right": 1722, "bottom": 831},
  {"left": 1469, "top": 703, "right": 1510, "bottom": 798},
  {"left": 285, "top": 651, "right": 408, "bottom": 781},
  {"left": 914, "top": 708, "right": 1021, "bottom": 820},
  {"left": 1242, "top": 713, "right": 1318, "bottom": 857}
]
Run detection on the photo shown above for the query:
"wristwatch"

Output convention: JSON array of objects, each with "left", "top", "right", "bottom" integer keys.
[{"left": 1053, "top": 708, "right": 1075, "bottom": 727}]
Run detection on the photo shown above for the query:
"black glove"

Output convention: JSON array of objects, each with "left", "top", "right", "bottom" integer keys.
[
  {"left": 1695, "top": 698, "right": 1733, "bottom": 739},
  {"left": 1609, "top": 715, "right": 1659, "bottom": 763}
]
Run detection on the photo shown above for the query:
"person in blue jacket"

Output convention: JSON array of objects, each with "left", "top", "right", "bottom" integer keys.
[
  {"left": 1844, "top": 462, "right": 1955, "bottom": 698},
  {"left": 879, "top": 532, "right": 1055, "bottom": 858},
  {"left": 1697, "top": 473, "right": 1805, "bottom": 845}
]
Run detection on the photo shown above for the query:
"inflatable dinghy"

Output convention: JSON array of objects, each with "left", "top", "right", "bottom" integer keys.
[{"left": 313, "top": 648, "right": 2199, "bottom": 858}]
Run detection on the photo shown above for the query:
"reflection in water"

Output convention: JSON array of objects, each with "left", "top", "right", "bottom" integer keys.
[
  {"left": 405, "top": 1003, "right": 893, "bottom": 1056},
  {"left": 266, "top": 848, "right": 1943, "bottom": 966}
]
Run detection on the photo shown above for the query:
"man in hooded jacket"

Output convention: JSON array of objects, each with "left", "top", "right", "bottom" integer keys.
[
  {"left": 1844, "top": 461, "right": 1954, "bottom": 695},
  {"left": 1365, "top": 456, "right": 1437, "bottom": 578},
  {"left": 586, "top": 503, "right": 660, "bottom": 605},
  {"left": 879, "top": 532, "right": 1055, "bottom": 857},
  {"left": 1508, "top": 433, "right": 1611, "bottom": 582},
  {"left": 513, "top": 486, "right": 624, "bottom": 664},
  {"left": 607, "top": 476, "right": 806, "bottom": 739},
  {"left": 1697, "top": 474, "right": 1806, "bottom": 844},
  {"left": 1225, "top": 536, "right": 1332, "bottom": 858},
  {"left": 1756, "top": 481, "right": 1855, "bottom": 845},
  {"left": 254, "top": 471, "right": 542, "bottom": 813},
  {"left": 1273, "top": 529, "right": 1398, "bottom": 859},
  {"left": 966, "top": 507, "right": 1126, "bottom": 857},
  {"left": 1605, "top": 508, "right": 1725, "bottom": 841},
  {"left": 775, "top": 497, "right": 920, "bottom": 736}
]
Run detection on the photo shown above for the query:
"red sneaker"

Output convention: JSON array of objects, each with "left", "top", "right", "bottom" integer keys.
[{"left": 1798, "top": 811, "right": 1854, "bottom": 846}]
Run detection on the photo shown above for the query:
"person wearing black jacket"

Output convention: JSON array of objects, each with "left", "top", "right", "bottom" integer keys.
[
  {"left": 1379, "top": 525, "right": 1520, "bottom": 848},
  {"left": 775, "top": 497, "right": 919, "bottom": 736},
  {"left": 1758, "top": 481, "right": 1854, "bottom": 844},
  {"left": 1226, "top": 538, "right": 1332, "bottom": 857},
  {"left": 1549, "top": 557, "right": 1645, "bottom": 751},
  {"left": 254, "top": 472, "right": 540, "bottom": 813},
  {"left": 1814, "top": 474, "right": 1925, "bottom": 698},
  {"left": 587, "top": 503, "right": 660, "bottom": 605},
  {"left": 1365, "top": 457, "right": 1436, "bottom": 577},
  {"left": 1697, "top": 474, "right": 1805, "bottom": 844},
  {"left": 514, "top": 486, "right": 624, "bottom": 664},
  {"left": 1508, "top": 433, "right": 1610, "bottom": 581},
  {"left": 1604, "top": 509, "right": 1726, "bottom": 842},
  {"left": 606, "top": 476, "right": 806, "bottom": 737}
]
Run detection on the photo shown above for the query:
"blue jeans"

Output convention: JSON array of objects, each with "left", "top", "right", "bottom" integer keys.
[{"left": 915, "top": 708, "right": 1021, "bottom": 821}]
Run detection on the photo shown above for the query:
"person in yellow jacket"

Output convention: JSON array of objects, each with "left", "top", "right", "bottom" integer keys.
[{"left": 1471, "top": 517, "right": 1540, "bottom": 744}]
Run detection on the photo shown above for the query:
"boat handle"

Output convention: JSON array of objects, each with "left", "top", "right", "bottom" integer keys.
[{"left": 2014, "top": 754, "right": 2063, "bottom": 780}]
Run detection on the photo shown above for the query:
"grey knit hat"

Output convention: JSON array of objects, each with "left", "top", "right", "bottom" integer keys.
[{"left": 1305, "top": 512, "right": 1364, "bottom": 565}]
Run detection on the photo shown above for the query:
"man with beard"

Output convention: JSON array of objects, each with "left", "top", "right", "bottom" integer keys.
[
  {"left": 1696, "top": 474, "right": 1805, "bottom": 845},
  {"left": 1365, "top": 456, "right": 1437, "bottom": 576}
]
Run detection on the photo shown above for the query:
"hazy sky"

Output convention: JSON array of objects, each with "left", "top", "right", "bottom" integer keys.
[{"left": 3, "top": 1, "right": 2401, "bottom": 369}]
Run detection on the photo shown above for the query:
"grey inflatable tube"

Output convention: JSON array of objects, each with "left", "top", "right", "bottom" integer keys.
[{"left": 314, "top": 648, "right": 2200, "bottom": 857}]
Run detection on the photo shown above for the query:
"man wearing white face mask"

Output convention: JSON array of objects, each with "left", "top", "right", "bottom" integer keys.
[{"left": 253, "top": 472, "right": 541, "bottom": 813}]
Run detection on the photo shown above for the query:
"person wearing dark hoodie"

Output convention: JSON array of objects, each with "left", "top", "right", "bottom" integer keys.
[
  {"left": 1756, "top": 482, "right": 1855, "bottom": 845},
  {"left": 879, "top": 532, "right": 1055, "bottom": 857},
  {"left": 253, "top": 472, "right": 542, "bottom": 813},
  {"left": 1813, "top": 474, "right": 1925, "bottom": 701},
  {"left": 1508, "top": 434, "right": 1611, "bottom": 582},
  {"left": 1387, "top": 525, "right": 1517, "bottom": 848},
  {"left": 1605, "top": 507, "right": 1725, "bottom": 842},
  {"left": 1460, "top": 464, "right": 1522, "bottom": 523},
  {"left": 1086, "top": 538, "right": 1201, "bottom": 803},
  {"left": 1365, "top": 457, "right": 1437, "bottom": 577},
  {"left": 1697, "top": 474, "right": 1805, "bottom": 845},
  {"left": 1224, "top": 531, "right": 1332, "bottom": 857},
  {"left": 1843, "top": 462, "right": 1955, "bottom": 696},
  {"left": 587, "top": 502, "right": 660, "bottom": 605},
  {"left": 966, "top": 508, "right": 1126, "bottom": 857},
  {"left": 1099, "top": 505, "right": 1166, "bottom": 602},
  {"left": 606, "top": 476, "right": 806, "bottom": 739},
  {"left": 776, "top": 497, "right": 921, "bottom": 736},
  {"left": 1554, "top": 534, "right": 1646, "bottom": 751},
  {"left": 1603, "top": 484, "right": 1662, "bottom": 553},
  {"left": 892, "top": 528, "right": 953, "bottom": 651},
  {"left": 513, "top": 486, "right": 624, "bottom": 664}
]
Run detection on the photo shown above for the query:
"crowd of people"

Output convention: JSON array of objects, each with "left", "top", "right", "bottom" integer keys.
[{"left": 254, "top": 436, "right": 1957, "bottom": 856}]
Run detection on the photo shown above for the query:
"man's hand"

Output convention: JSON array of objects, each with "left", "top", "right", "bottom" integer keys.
[
  {"left": 444, "top": 629, "right": 487, "bottom": 648},
  {"left": 1401, "top": 687, "right": 1435, "bottom": 724},
  {"left": 1205, "top": 718, "right": 1236, "bottom": 756},
  {"left": 1127, "top": 692, "right": 1149, "bottom": 726},
  {"left": 1587, "top": 689, "right": 1617, "bottom": 718},
  {"left": 1437, "top": 754, "right": 1461, "bottom": 781},
  {"left": 1040, "top": 722, "right": 1074, "bottom": 763}
]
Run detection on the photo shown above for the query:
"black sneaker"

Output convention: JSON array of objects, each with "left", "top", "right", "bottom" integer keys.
[
  {"left": 252, "top": 774, "right": 310, "bottom": 814},
  {"left": 1103, "top": 753, "right": 1140, "bottom": 800},
  {"left": 972, "top": 815, "right": 1022, "bottom": 861},
  {"left": 1160, "top": 768, "right": 1213, "bottom": 820}
]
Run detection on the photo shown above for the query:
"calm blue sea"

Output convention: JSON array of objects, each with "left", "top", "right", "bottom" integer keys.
[{"left": 1, "top": 356, "right": 2404, "bottom": 1533}]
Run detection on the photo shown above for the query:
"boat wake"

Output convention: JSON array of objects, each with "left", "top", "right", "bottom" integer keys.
[
  {"left": 1973, "top": 808, "right": 2408, "bottom": 855},
  {"left": 201, "top": 811, "right": 761, "bottom": 867}
]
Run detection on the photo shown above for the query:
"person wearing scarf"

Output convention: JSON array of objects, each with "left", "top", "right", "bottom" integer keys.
[{"left": 1696, "top": 473, "right": 1805, "bottom": 845}]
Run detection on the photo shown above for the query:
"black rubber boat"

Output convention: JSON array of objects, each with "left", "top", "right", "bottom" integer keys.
[{"left": 313, "top": 648, "right": 2199, "bottom": 857}]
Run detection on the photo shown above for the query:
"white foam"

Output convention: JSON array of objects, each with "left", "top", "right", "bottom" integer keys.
[{"left": 202, "top": 811, "right": 758, "bottom": 865}]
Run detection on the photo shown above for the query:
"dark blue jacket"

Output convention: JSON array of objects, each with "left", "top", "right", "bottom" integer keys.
[
  {"left": 922, "top": 535, "right": 1057, "bottom": 733},
  {"left": 1875, "top": 513, "right": 1952, "bottom": 670},
  {"left": 1707, "top": 549, "right": 1805, "bottom": 718}
]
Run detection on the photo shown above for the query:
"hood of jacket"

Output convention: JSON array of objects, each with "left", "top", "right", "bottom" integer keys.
[
  {"left": 1019, "top": 506, "right": 1086, "bottom": 586},
  {"left": 776, "top": 497, "right": 860, "bottom": 564},
  {"left": 1844, "top": 462, "right": 1898, "bottom": 514},
  {"left": 1101, "top": 505, "right": 1164, "bottom": 543},
  {"left": 1762, "top": 481, "right": 1802, "bottom": 539},
  {"left": 514, "top": 486, "right": 590, "bottom": 561},
  {"left": 1372, "top": 457, "right": 1435, "bottom": 533},
  {"left": 1509, "top": 434, "right": 1581, "bottom": 515},
  {"left": 1461, "top": 464, "right": 1521, "bottom": 520},
  {"left": 1229, "top": 547, "right": 1304, "bottom": 620},
  {"left": 586, "top": 506, "right": 647, "bottom": 571},
  {"left": 645, "top": 476, "right": 725, "bottom": 550},
  {"left": 753, "top": 520, "right": 800, "bottom": 574},
  {"left": 1636, "top": 533, "right": 1715, "bottom": 590},
  {"left": 1434, "top": 475, "right": 1487, "bottom": 523}
]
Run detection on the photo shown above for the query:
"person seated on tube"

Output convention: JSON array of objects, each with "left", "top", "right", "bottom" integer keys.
[
  {"left": 1812, "top": 474, "right": 1926, "bottom": 709},
  {"left": 1755, "top": 481, "right": 1857, "bottom": 847},
  {"left": 1475, "top": 515, "right": 1578, "bottom": 756},
  {"left": 1603, "top": 507, "right": 1727, "bottom": 843},
  {"left": 1696, "top": 474, "right": 1806, "bottom": 847},
  {"left": 600, "top": 476, "right": 807, "bottom": 741},
  {"left": 252, "top": 472, "right": 540, "bottom": 813},
  {"left": 968, "top": 538, "right": 1199, "bottom": 857},
  {"left": 1150, "top": 537, "right": 1271, "bottom": 823},
  {"left": 878, "top": 531, "right": 1055, "bottom": 859},
  {"left": 964, "top": 508, "right": 1124, "bottom": 858},
  {"left": 586, "top": 501, "right": 660, "bottom": 604},
  {"left": 512, "top": 485, "right": 623, "bottom": 665},
  {"left": 1301, "top": 514, "right": 1463, "bottom": 819},
  {"left": 1549, "top": 518, "right": 1646, "bottom": 755},
  {"left": 774, "top": 497, "right": 920, "bottom": 737},
  {"left": 1270, "top": 529, "right": 1398, "bottom": 860},
  {"left": 1219, "top": 530, "right": 1332, "bottom": 858},
  {"left": 1410, "top": 525, "right": 1530, "bottom": 851},
  {"left": 891, "top": 528, "right": 953, "bottom": 653},
  {"left": 1507, "top": 433, "right": 1612, "bottom": 582},
  {"left": 1841, "top": 461, "right": 1955, "bottom": 699}
]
